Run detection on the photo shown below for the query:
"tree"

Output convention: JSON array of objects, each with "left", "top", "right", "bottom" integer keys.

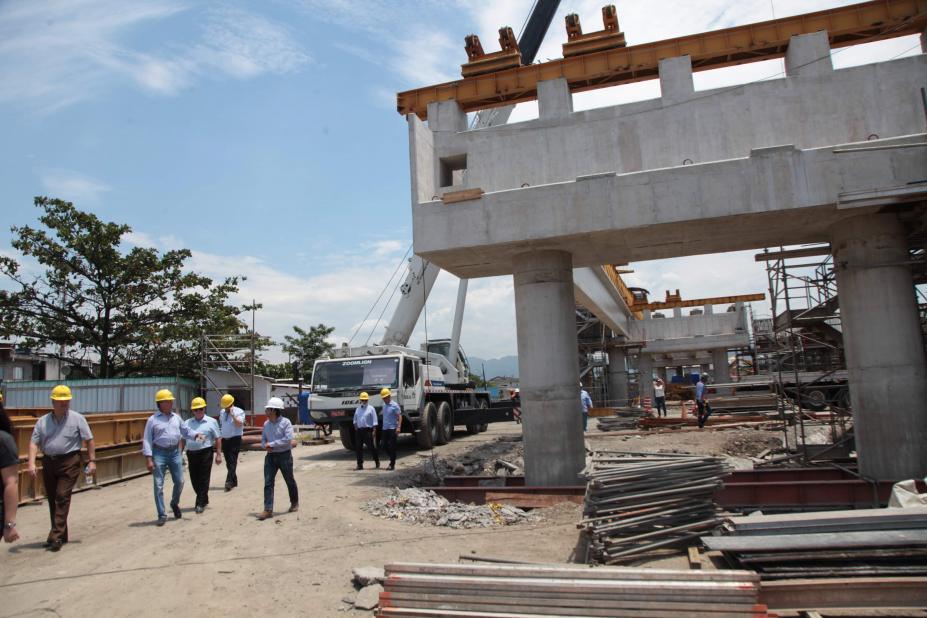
[
  {"left": 281, "top": 324, "right": 335, "bottom": 379},
  {"left": 0, "top": 197, "right": 246, "bottom": 378}
]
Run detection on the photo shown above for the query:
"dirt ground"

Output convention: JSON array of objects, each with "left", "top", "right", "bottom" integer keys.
[{"left": 0, "top": 420, "right": 787, "bottom": 618}]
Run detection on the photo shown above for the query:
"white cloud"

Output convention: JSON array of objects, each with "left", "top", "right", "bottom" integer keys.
[
  {"left": 39, "top": 169, "right": 112, "bottom": 204},
  {"left": 0, "top": 1, "right": 310, "bottom": 110}
]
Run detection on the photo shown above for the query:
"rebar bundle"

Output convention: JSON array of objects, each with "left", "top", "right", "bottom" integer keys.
[{"left": 580, "top": 450, "right": 731, "bottom": 564}]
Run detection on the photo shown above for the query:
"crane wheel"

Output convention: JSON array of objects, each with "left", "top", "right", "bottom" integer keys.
[
  {"left": 416, "top": 402, "right": 439, "bottom": 449},
  {"left": 436, "top": 401, "right": 453, "bottom": 445}
]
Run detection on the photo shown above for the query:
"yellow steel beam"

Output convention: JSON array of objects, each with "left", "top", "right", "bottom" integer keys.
[
  {"left": 397, "top": 0, "right": 927, "bottom": 119},
  {"left": 601, "top": 265, "right": 644, "bottom": 319},
  {"left": 632, "top": 293, "right": 766, "bottom": 311}
]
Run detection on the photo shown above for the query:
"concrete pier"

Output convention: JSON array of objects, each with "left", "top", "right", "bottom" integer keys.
[
  {"left": 639, "top": 353, "right": 654, "bottom": 402},
  {"left": 712, "top": 349, "right": 729, "bottom": 381},
  {"left": 608, "top": 347, "right": 629, "bottom": 406},
  {"left": 831, "top": 214, "right": 927, "bottom": 480},
  {"left": 513, "top": 250, "right": 585, "bottom": 486}
]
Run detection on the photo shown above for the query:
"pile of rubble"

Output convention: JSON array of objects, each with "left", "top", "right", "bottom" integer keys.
[
  {"left": 406, "top": 436, "right": 524, "bottom": 486},
  {"left": 363, "top": 487, "right": 535, "bottom": 529}
]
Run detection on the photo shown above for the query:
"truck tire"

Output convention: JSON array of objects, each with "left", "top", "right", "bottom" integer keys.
[
  {"left": 339, "top": 422, "right": 355, "bottom": 451},
  {"left": 416, "top": 402, "right": 439, "bottom": 449},
  {"left": 478, "top": 399, "right": 489, "bottom": 432},
  {"left": 436, "top": 401, "right": 453, "bottom": 445}
]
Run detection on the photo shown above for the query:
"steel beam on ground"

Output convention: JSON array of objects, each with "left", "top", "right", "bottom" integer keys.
[{"left": 759, "top": 577, "right": 927, "bottom": 611}]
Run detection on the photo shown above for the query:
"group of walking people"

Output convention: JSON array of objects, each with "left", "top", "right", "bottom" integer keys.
[{"left": 0, "top": 385, "right": 302, "bottom": 550}]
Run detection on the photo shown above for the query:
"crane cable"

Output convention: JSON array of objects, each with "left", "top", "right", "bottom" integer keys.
[{"left": 347, "top": 243, "right": 412, "bottom": 347}]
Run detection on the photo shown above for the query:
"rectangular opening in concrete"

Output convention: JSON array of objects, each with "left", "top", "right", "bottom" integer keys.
[{"left": 439, "top": 154, "right": 467, "bottom": 188}]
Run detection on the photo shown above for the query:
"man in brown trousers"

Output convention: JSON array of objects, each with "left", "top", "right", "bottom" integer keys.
[{"left": 27, "top": 385, "right": 96, "bottom": 552}]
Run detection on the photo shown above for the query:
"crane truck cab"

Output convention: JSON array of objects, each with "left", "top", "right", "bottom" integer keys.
[{"left": 309, "top": 349, "right": 510, "bottom": 452}]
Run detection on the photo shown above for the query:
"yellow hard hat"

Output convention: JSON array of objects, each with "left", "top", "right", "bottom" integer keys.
[
  {"left": 380, "top": 388, "right": 391, "bottom": 398},
  {"left": 51, "top": 385, "right": 72, "bottom": 401},
  {"left": 155, "top": 389, "right": 175, "bottom": 402},
  {"left": 0, "top": 392, "right": 3, "bottom": 402},
  {"left": 359, "top": 392, "right": 369, "bottom": 401},
  {"left": 191, "top": 397, "right": 207, "bottom": 410},
  {"left": 220, "top": 394, "right": 235, "bottom": 408}
]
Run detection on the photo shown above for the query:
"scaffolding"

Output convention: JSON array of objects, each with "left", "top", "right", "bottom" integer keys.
[
  {"left": 761, "top": 245, "right": 852, "bottom": 464},
  {"left": 199, "top": 302, "right": 260, "bottom": 420}
]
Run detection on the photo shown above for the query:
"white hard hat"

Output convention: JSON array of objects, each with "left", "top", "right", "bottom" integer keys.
[{"left": 265, "top": 397, "right": 285, "bottom": 410}]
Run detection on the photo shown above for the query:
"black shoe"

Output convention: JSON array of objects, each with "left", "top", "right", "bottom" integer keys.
[
  {"left": 171, "top": 503, "right": 182, "bottom": 519},
  {"left": 355, "top": 465, "right": 363, "bottom": 470},
  {"left": 224, "top": 484, "right": 232, "bottom": 492},
  {"left": 375, "top": 463, "right": 381, "bottom": 469},
  {"left": 195, "top": 505, "right": 205, "bottom": 514},
  {"left": 157, "top": 517, "right": 167, "bottom": 527},
  {"left": 48, "top": 540, "right": 63, "bottom": 552},
  {"left": 388, "top": 464, "right": 395, "bottom": 471}
]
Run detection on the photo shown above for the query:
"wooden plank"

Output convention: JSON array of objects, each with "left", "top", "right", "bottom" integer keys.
[
  {"left": 442, "top": 188, "right": 484, "bottom": 204},
  {"left": 688, "top": 546, "right": 702, "bottom": 570},
  {"left": 484, "top": 491, "right": 583, "bottom": 508}
]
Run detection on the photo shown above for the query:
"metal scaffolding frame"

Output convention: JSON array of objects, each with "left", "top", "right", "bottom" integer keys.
[
  {"left": 199, "top": 303, "right": 260, "bottom": 418},
  {"left": 761, "top": 246, "right": 851, "bottom": 463}
]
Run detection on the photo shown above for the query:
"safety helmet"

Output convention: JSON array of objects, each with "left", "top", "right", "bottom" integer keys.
[
  {"left": 155, "top": 389, "right": 174, "bottom": 402},
  {"left": 265, "top": 397, "right": 285, "bottom": 410},
  {"left": 220, "top": 394, "right": 235, "bottom": 408},
  {"left": 380, "top": 388, "right": 391, "bottom": 398},
  {"left": 359, "top": 392, "right": 369, "bottom": 401},
  {"left": 0, "top": 392, "right": 4, "bottom": 402},
  {"left": 51, "top": 385, "right": 72, "bottom": 401},
  {"left": 191, "top": 397, "right": 207, "bottom": 410}
]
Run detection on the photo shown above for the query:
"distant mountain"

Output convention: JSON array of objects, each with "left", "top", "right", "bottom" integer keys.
[{"left": 468, "top": 355, "right": 519, "bottom": 379}]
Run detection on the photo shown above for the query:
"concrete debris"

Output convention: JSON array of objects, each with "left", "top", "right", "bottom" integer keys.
[
  {"left": 352, "top": 566, "right": 385, "bottom": 587},
  {"left": 353, "top": 583, "right": 383, "bottom": 610},
  {"left": 721, "top": 432, "right": 782, "bottom": 458},
  {"left": 406, "top": 437, "right": 525, "bottom": 486},
  {"left": 364, "top": 487, "right": 535, "bottom": 529}
]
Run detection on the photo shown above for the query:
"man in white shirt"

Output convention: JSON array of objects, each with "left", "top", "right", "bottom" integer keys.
[
  {"left": 219, "top": 393, "right": 245, "bottom": 491},
  {"left": 653, "top": 379, "right": 667, "bottom": 417}
]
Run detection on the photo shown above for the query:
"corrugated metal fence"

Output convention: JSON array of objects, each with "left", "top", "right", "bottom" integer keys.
[{"left": 1, "top": 377, "right": 198, "bottom": 416}]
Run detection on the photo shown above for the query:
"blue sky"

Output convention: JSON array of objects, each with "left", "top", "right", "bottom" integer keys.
[{"left": 1, "top": 0, "right": 921, "bottom": 361}]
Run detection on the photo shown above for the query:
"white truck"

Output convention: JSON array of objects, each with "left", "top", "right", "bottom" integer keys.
[{"left": 308, "top": 343, "right": 513, "bottom": 450}]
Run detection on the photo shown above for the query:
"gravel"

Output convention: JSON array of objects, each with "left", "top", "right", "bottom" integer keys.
[{"left": 363, "top": 487, "right": 535, "bottom": 529}]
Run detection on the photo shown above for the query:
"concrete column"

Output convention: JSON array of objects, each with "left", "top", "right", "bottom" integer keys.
[
  {"left": 704, "top": 304, "right": 714, "bottom": 315},
  {"left": 538, "top": 78, "right": 573, "bottom": 119},
  {"left": 712, "top": 349, "right": 729, "bottom": 382},
  {"left": 785, "top": 31, "right": 833, "bottom": 78},
  {"left": 659, "top": 55, "right": 694, "bottom": 105},
  {"left": 639, "top": 353, "right": 654, "bottom": 402},
  {"left": 673, "top": 307, "right": 682, "bottom": 318},
  {"left": 513, "top": 250, "right": 584, "bottom": 486},
  {"left": 831, "top": 214, "right": 927, "bottom": 480},
  {"left": 607, "top": 347, "right": 629, "bottom": 406},
  {"left": 427, "top": 100, "right": 467, "bottom": 132},
  {"left": 921, "top": 27, "right": 926, "bottom": 53},
  {"left": 657, "top": 367, "right": 667, "bottom": 381}
]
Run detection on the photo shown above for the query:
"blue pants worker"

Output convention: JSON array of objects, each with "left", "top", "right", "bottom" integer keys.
[
  {"left": 152, "top": 445, "right": 184, "bottom": 520},
  {"left": 655, "top": 396, "right": 667, "bottom": 417},
  {"left": 263, "top": 451, "right": 298, "bottom": 512}
]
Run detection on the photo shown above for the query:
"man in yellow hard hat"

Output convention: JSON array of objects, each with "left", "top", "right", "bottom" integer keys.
[
  {"left": 27, "top": 385, "right": 96, "bottom": 551},
  {"left": 142, "top": 389, "right": 185, "bottom": 526},
  {"left": 352, "top": 392, "right": 379, "bottom": 470},
  {"left": 182, "top": 397, "right": 221, "bottom": 514},
  {"left": 379, "top": 388, "right": 401, "bottom": 471},
  {"left": 218, "top": 393, "right": 245, "bottom": 492}
]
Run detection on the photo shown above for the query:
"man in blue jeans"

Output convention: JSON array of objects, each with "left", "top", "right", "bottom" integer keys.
[
  {"left": 257, "top": 397, "right": 298, "bottom": 521},
  {"left": 142, "top": 389, "right": 185, "bottom": 526}
]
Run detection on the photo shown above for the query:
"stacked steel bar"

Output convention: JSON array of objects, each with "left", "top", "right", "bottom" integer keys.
[
  {"left": 580, "top": 451, "right": 730, "bottom": 564},
  {"left": 377, "top": 562, "right": 775, "bottom": 617},
  {"left": 704, "top": 506, "right": 927, "bottom": 580},
  {"left": 595, "top": 408, "right": 645, "bottom": 431}
]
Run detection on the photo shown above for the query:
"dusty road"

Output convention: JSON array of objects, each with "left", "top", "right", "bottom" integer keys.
[{"left": 1, "top": 422, "right": 584, "bottom": 618}]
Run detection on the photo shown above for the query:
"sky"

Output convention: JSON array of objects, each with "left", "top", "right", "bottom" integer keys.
[{"left": 0, "top": 0, "right": 922, "bottom": 362}]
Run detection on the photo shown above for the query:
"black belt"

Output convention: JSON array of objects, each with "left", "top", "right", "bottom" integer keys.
[{"left": 45, "top": 450, "right": 80, "bottom": 460}]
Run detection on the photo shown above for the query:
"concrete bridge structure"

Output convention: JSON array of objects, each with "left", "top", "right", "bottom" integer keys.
[{"left": 405, "top": 30, "right": 927, "bottom": 484}]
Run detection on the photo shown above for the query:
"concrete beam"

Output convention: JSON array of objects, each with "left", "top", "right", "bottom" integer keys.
[
  {"left": 573, "top": 267, "right": 632, "bottom": 337},
  {"left": 538, "top": 78, "right": 573, "bottom": 119},
  {"left": 413, "top": 135, "right": 927, "bottom": 277},
  {"left": 659, "top": 55, "right": 694, "bottom": 104},
  {"left": 785, "top": 31, "right": 833, "bottom": 78}
]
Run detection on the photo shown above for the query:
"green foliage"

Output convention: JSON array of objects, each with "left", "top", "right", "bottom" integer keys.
[
  {"left": 281, "top": 324, "right": 335, "bottom": 379},
  {"left": 0, "top": 197, "right": 246, "bottom": 378},
  {"left": 468, "top": 373, "right": 487, "bottom": 387}
]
